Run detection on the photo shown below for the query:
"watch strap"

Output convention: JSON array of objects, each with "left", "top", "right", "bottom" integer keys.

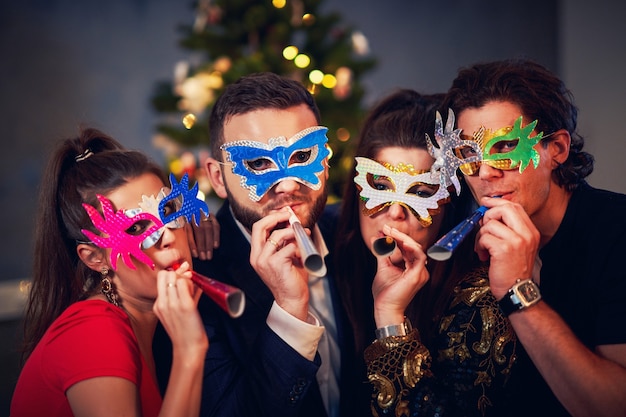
[
  {"left": 498, "top": 291, "right": 519, "bottom": 316},
  {"left": 375, "top": 317, "right": 412, "bottom": 340}
]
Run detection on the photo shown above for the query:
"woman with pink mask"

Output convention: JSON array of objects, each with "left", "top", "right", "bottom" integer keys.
[{"left": 11, "top": 128, "right": 208, "bottom": 417}]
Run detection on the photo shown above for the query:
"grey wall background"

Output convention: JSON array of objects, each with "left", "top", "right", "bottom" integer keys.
[
  {"left": 1, "top": 0, "right": 625, "bottom": 414},
  {"left": 3, "top": 0, "right": 626, "bottom": 285}
]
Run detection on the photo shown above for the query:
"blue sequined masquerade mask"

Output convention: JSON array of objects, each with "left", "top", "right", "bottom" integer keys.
[
  {"left": 220, "top": 126, "right": 330, "bottom": 201},
  {"left": 129, "top": 173, "right": 210, "bottom": 249}
]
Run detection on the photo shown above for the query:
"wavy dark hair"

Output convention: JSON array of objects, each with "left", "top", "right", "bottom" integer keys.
[
  {"left": 22, "top": 127, "right": 165, "bottom": 362},
  {"left": 442, "top": 58, "right": 594, "bottom": 190},
  {"left": 208, "top": 72, "right": 321, "bottom": 160}
]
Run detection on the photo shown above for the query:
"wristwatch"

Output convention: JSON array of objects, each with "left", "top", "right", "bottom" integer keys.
[
  {"left": 498, "top": 278, "right": 541, "bottom": 316},
  {"left": 375, "top": 317, "right": 412, "bottom": 340}
]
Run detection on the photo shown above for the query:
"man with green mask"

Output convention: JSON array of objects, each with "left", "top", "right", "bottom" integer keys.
[{"left": 443, "top": 59, "right": 626, "bottom": 417}]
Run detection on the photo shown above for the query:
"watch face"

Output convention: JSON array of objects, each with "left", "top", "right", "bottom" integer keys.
[
  {"left": 518, "top": 281, "right": 540, "bottom": 303},
  {"left": 500, "top": 279, "right": 541, "bottom": 315}
]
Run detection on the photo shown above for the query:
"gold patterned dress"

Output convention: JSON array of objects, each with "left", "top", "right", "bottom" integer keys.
[{"left": 365, "top": 266, "right": 517, "bottom": 417}]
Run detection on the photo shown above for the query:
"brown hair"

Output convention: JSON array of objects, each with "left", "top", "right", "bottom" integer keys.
[
  {"left": 443, "top": 58, "right": 594, "bottom": 190},
  {"left": 22, "top": 127, "right": 166, "bottom": 362},
  {"left": 208, "top": 72, "right": 321, "bottom": 160}
]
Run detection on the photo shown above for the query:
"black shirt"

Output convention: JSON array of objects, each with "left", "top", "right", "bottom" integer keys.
[{"left": 508, "top": 182, "right": 626, "bottom": 416}]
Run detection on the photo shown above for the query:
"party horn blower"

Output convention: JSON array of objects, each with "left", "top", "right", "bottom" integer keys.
[
  {"left": 286, "top": 206, "right": 327, "bottom": 277},
  {"left": 427, "top": 206, "right": 488, "bottom": 261},
  {"left": 172, "top": 262, "right": 245, "bottom": 318},
  {"left": 372, "top": 236, "right": 397, "bottom": 257}
]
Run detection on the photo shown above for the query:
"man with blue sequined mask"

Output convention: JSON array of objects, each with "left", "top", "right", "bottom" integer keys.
[
  {"left": 153, "top": 72, "right": 367, "bottom": 417},
  {"left": 215, "top": 122, "right": 330, "bottom": 230}
]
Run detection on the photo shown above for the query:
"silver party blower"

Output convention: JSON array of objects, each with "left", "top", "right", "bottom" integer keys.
[{"left": 286, "top": 206, "right": 327, "bottom": 277}]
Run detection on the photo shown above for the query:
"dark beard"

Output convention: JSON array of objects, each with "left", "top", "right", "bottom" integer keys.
[{"left": 225, "top": 181, "right": 328, "bottom": 232}]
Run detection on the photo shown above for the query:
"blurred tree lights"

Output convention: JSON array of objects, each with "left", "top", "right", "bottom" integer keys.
[{"left": 151, "top": 0, "right": 377, "bottom": 199}]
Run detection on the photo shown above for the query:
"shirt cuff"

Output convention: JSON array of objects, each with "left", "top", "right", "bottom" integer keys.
[{"left": 266, "top": 301, "right": 324, "bottom": 361}]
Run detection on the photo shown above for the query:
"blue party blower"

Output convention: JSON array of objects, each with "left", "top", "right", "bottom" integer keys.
[{"left": 427, "top": 205, "right": 488, "bottom": 261}]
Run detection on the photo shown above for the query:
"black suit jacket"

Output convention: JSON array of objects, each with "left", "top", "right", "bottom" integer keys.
[{"left": 154, "top": 200, "right": 371, "bottom": 417}]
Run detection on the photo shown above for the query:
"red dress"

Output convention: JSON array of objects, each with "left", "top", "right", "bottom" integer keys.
[{"left": 11, "top": 300, "right": 162, "bottom": 417}]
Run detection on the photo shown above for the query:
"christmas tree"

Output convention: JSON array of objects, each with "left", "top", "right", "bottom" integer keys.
[{"left": 151, "top": 0, "right": 377, "bottom": 199}]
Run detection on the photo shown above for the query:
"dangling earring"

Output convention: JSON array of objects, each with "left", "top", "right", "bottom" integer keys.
[{"left": 100, "top": 267, "right": 119, "bottom": 307}]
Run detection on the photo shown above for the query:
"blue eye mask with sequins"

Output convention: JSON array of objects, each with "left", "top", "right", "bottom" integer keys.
[
  {"left": 220, "top": 126, "right": 330, "bottom": 201},
  {"left": 134, "top": 173, "right": 209, "bottom": 249}
]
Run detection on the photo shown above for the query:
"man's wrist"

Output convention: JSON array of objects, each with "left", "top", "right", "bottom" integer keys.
[
  {"left": 498, "top": 278, "right": 542, "bottom": 316},
  {"left": 275, "top": 297, "right": 310, "bottom": 322}
]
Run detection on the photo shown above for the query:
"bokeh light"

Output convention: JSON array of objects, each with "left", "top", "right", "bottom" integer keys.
[
  {"left": 302, "top": 13, "right": 315, "bottom": 25},
  {"left": 336, "top": 127, "right": 351, "bottom": 142},
  {"left": 182, "top": 113, "right": 196, "bottom": 129},
  {"left": 309, "top": 70, "right": 324, "bottom": 84},
  {"left": 322, "top": 74, "right": 337, "bottom": 89},
  {"left": 294, "top": 54, "right": 311, "bottom": 68},
  {"left": 272, "top": 0, "right": 286, "bottom": 9},
  {"left": 282, "top": 45, "right": 299, "bottom": 60}
]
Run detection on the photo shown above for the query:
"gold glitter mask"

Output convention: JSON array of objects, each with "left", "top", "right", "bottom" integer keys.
[{"left": 354, "top": 157, "right": 451, "bottom": 227}]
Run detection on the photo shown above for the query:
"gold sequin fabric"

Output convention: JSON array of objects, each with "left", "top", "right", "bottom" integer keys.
[
  {"left": 365, "top": 330, "right": 432, "bottom": 416},
  {"left": 365, "top": 266, "right": 517, "bottom": 417}
]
